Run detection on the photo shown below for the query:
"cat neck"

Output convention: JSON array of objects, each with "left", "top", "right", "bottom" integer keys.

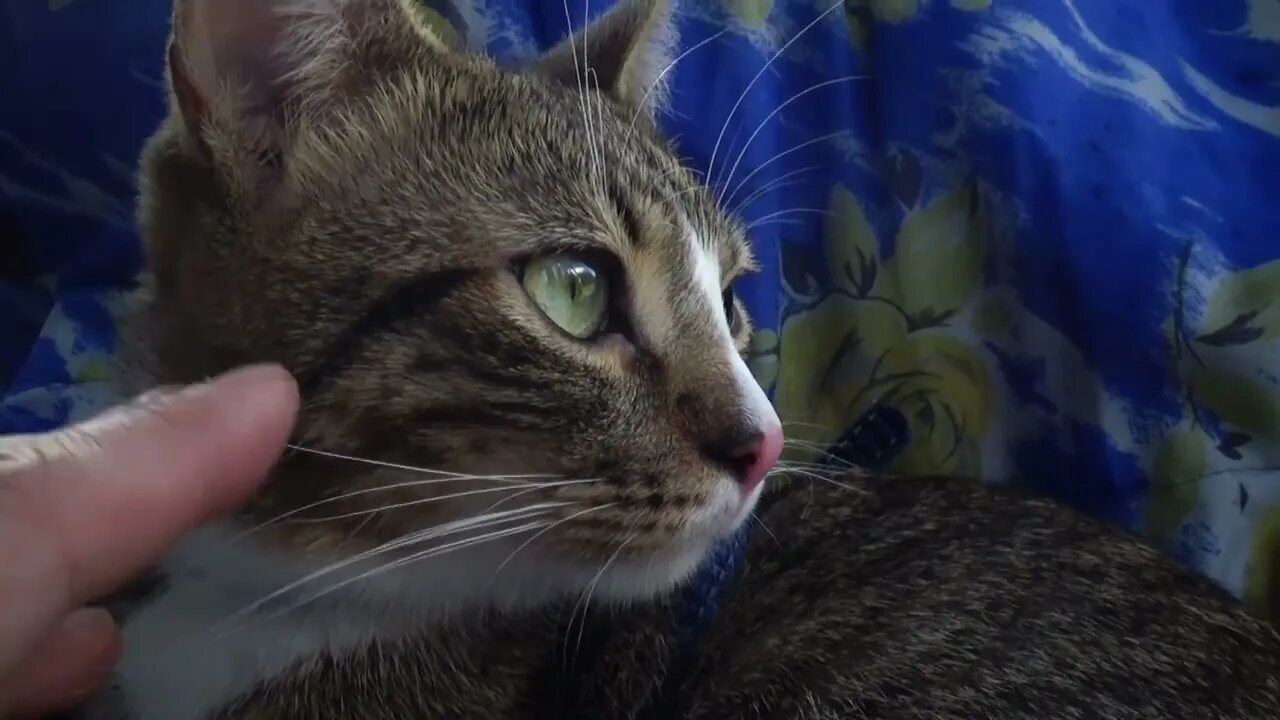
[
  {"left": 99, "top": 510, "right": 704, "bottom": 720},
  {"left": 99, "top": 520, "right": 548, "bottom": 720}
]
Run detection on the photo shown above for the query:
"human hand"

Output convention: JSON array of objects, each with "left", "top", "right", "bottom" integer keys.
[{"left": 0, "top": 364, "right": 299, "bottom": 718}]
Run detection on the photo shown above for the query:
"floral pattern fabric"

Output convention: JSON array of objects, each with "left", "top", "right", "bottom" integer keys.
[{"left": 2, "top": 0, "right": 1279, "bottom": 618}]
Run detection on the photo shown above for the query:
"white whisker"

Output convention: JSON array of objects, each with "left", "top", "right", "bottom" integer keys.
[
  {"left": 278, "top": 478, "right": 602, "bottom": 526},
  {"left": 730, "top": 165, "right": 818, "bottom": 218},
  {"left": 781, "top": 420, "right": 827, "bottom": 430},
  {"left": 584, "top": 0, "right": 608, "bottom": 185},
  {"left": 721, "top": 130, "right": 849, "bottom": 211},
  {"left": 272, "top": 520, "right": 552, "bottom": 617},
  {"left": 565, "top": 531, "right": 635, "bottom": 670},
  {"left": 781, "top": 438, "right": 861, "bottom": 470},
  {"left": 283, "top": 444, "right": 558, "bottom": 481},
  {"left": 486, "top": 503, "right": 617, "bottom": 590},
  {"left": 627, "top": 29, "right": 730, "bottom": 133},
  {"left": 746, "top": 207, "right": 830, "bottom": 231},
  {"left": 218, "top": 504, "right": 569, "bottom": 630},
  {"left": 705, "top": 0, "right": 846, "bottom": 193},
  {"left": 563, "top": 0, "right": 600, "bottom": 179},
  {"left": 743, "top": 218, "right": 806, "bottom": 230},
  {"left": 769, "top": 466, "right": 867, "bottom": 495},
  {"left": 236, "top": 444, "right": 562, "bottom": 539},
  {"left": 718, "top": 74, "right": 866, "bottom": 207},
  {"left": 751, "top": 511, "right": 781, "bottom": 546}
]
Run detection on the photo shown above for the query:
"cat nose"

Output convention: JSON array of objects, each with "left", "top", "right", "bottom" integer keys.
[{"left": 703, "top": 421, "right": 784, "bottom": 493}]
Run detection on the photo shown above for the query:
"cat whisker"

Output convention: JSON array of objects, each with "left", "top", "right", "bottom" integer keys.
[
  {"left": 584, "top": 0, "right": 611, "bottom": 186},
  {"left": 776, "top": 459, "right": 857, "bottom": 474},
  {"left": 371, "top": 503, "right": 573, "bottom": 557},
  {"left": 780, "top": 437, "right": 829, "bottom": 448},
  {"left": 237, "top": 476, "right": 543, "bottom": 538},
  {"left": 219, "top": 504, "right": 570, "bottom": 630},
  {"left": 781, "top": 420, "right": 828, "bottom": 431},
  {"left": 705, "top": 0, "right": 846, "bottom": 192},
  {"left": 664, "top": 184, "right": 710, "bottom": 204},
  {"left": 746, "top": 207, "right": 830, "bottom": 231},
  {"left": 565, "top": 531, "right": 636, "bottom": 671},
  {"left": 563, "top": 0, "right": 599, "bottom": 179},
  {"left": 283, "top": 443, "right": 560, "bottom": 481},
  {"left": 777, "top": 452, "right": 861, "bottom": 473},
  {"left": 780, "top": 438, "right": 862, "bottom": 470},
  {"left": 717, "top": 74, "right": 867, "bottom": 207},
  {"left": 769, "top": 466, "right": 867, "bottom": 496},
  {"left": 780, "top": 437, "right": 838, "bottom": 453},
  {"left": 626, "top": 29, "right": 730, "bottom": 133},
  {"left": 744, "top": 218, "right": 805, "bottom": 230},
  {"left": 134, "top": 505, "right": 569, "bottom": 675},
  {"left": 721, "top": 130, "right": 849, "bottom": 212},
  {"left": 750, "top": 511, "right": 781, "bottom": 547},
  {"left": 676, "top": 159, "right": 705, "bottom": 177},
  {"left": 236, "top": 444, "right": 564, "bottom": 538},
  {"left": 278, "top": 477, "right": 605, "bottom": 526},
  {"left": 730, "top": 165, "right": 818, "bottom": 218},
  {"left": 471, "top": 476, "right": 606, "bottom": 519},
  {"left": 587, "top": 66, "right": 608, "bottom": 183},
  {"left": 485, "top": 503, "right": 618, "bottom": 591},
  {"left": 267, "top": 519, "right": 555, "bottom": 620}
]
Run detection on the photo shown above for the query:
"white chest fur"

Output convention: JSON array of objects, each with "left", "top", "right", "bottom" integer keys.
[
  {"left": 83, "top": 518, "right": 709, "bottom": 720},
  {"left": 86, "top": 524, "right": 414, "bottom": 720}
]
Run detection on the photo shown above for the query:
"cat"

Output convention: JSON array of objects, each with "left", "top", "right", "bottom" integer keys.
[{"left": 76, "top": 0, "right": 1280, "bottom": 717}]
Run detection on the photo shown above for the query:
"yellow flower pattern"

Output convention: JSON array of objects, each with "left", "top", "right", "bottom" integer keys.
[
  {"left": 768, "top": 179, "right": 993, "bottom": 476},
  {"left": 1160, "top": 249, "right": 1280, "bottom": 620}
]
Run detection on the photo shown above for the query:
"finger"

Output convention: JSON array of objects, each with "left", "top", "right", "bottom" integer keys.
[
  {"left": 0, "top": 363, "right": 298, "bottom": 671},
  {"left": 5, "top": 607, "right": 121, "bottom": 719}
]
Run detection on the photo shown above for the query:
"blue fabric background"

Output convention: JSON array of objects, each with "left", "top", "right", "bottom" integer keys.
[{"left": 3, "top": 0, "right": 1279, "bottom": 616}]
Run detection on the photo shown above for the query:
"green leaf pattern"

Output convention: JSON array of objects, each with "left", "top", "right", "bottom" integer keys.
[
  {"left": 772, "top": 162, "right": 1280, "bottom": 619},
  {"left": 776, "top": 172, "right": 996, "bottom": 477}
]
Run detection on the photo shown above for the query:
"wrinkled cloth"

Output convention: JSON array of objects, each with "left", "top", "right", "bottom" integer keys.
[{"left": 2, "top": 0, "right": 1279, "bottom": 618}]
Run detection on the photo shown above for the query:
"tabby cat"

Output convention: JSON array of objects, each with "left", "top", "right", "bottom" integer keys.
[{"left": 78, "top": 0, "right": 1280, "bottom": 717}]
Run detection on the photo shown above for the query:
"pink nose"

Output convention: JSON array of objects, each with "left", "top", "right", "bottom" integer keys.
[{"left": 706, "top": 421, "right": 784, "bottom": 494}]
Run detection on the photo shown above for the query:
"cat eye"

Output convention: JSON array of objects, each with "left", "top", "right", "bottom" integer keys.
[
  {"left": 522, "top": 253, "right": 610, "bottom": 340},
  {"left": 722, "top": 286, "right": 741, "bottom": 333}
]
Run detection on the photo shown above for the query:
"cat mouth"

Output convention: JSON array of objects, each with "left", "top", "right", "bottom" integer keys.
[{"left": 677, "top": 475, "right": 767, "bottom": 546}]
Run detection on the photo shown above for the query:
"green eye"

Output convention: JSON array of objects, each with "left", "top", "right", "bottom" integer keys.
[{"left": 521, "top": 253, "right": 609, "bottom": 339}]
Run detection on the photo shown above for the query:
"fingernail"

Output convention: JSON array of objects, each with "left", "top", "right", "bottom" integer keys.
[
  {"left": 204, "top": 364, "right": 299, "bottom": 407},
  {"left": 131, "top": 385, "right": 185, "bottom": 409},
  {"left": 63, "top": 605, "right": 117, "bottom": 636},
  {"left": 64, "top": 607, "right": 122, "bottom": 688},
  {"left": 138, "top": 364, "right": 295, "bottom": 408},
  {"left": 209, "top": 363, "right": 296, "bottom": 390}
]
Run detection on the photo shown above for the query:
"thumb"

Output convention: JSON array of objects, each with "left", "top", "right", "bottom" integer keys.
[{"left": 0, "top": 364, "right": 298, "bottom": 674}]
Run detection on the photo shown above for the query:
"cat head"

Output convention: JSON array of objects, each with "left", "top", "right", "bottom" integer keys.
[{"left": 137, "top": 0, "right": 782, "bottom": 609}]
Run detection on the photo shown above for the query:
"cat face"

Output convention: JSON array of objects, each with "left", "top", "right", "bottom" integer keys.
[{"left": 137, "top": 0, "right": 781, "bottom": 605}]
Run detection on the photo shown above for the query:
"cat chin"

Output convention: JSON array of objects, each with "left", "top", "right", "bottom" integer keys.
[
  {"left": 99, "top": 517, "right": 724, "bottom": 720},
  {"left": 97, "top": 475, "right": 756, "bottom": 720}
]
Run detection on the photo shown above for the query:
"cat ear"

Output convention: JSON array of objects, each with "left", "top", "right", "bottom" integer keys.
[
  {"left": 531, "top": 0, "right": 679, "bottom": 123},
  {"left": 168, "top": 0, "right": 446, "bottom": 165}
]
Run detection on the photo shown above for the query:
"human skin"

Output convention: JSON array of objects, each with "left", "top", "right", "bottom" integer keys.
[{"left": 0, "top": 364, "right": 299, "bottom": 718}]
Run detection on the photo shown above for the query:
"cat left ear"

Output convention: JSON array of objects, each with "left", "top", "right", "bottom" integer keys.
[
  {"left": 530, "top": 0, "right": 678, "bottom": 123},
  {"left": 167, "top": 0, "right": 449, "bottom": 173}
]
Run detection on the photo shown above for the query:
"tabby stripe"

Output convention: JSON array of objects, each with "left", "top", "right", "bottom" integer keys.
[
  {"left": 412, "top": 353, "right": 558, "bottom": 393},
  {"left": 413, "top": 401, "right": 559, "bottom": 431},
  {"left": 608, "top": 181, "right": 645, "bottom": 247},
  {"left": 298, "top": 267, "right": 474, "bottom": 396}
]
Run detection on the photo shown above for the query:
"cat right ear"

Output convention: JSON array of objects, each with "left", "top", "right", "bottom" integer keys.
[
  {"left": 530, "top": 0, "right": 679, "bottom": 125},
  {"left": 167, "top": 0, "right": 447, "bottom": 174}
]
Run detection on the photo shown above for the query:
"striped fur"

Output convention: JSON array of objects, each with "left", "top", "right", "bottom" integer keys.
[
  {"left": 85, "top": 0, "right": 1280, "bottom": 717},
  {"left": 94, "top": 0, "right": 778, "bottom": 717}
]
